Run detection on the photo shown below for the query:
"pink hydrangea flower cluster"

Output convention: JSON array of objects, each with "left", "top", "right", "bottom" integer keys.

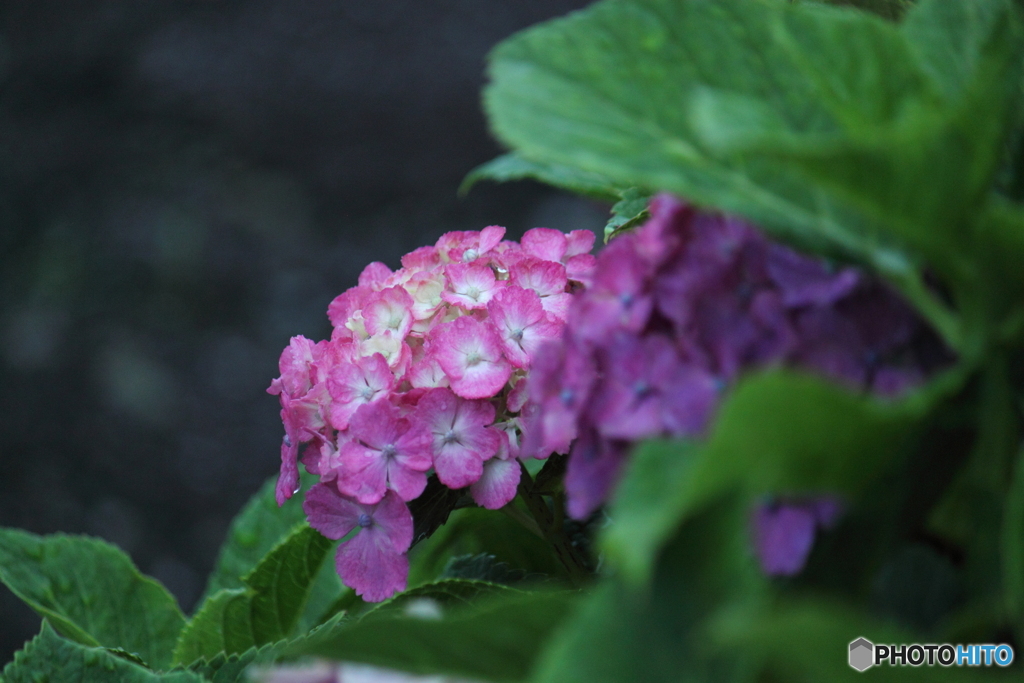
[
  {"left": 523, "top": 194, "right": 945, "bottom": 575},
  {"left": 268, "top": 225, "right": 595, "bottom": 601}
]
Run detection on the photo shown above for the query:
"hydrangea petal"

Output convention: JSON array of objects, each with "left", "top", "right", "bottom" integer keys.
[{"left": 471, "top": 456, "right": 522, "bottom": 509}]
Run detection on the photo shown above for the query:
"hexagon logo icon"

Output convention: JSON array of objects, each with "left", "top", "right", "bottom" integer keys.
[{"left": 849, "top": 637, "right": 874, "bottom": 672}]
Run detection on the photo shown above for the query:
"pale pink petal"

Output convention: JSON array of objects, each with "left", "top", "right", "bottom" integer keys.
[
  {"left": 358, "top": 261, "right": 394, "bottom": 288},
  {"left": 564, "top": 230, "right": 596, "bottom": 257},
  {"left": 506, "top": 376, "right": 529, "bottom": 413},
  {"left": 521, "top": 227, "right": 567, "bottom": 262},
  {"left": 478, "top": 225, "right": 506, "bottom": 255},
  {"left": 407, "top": 355, "right": 450, "bottom": 389},
  {"left": 442, "top": 263, "right": 505, "bottom": 310},
  {"left": 327, "top": 286, "right": 374, "bottom": 328},
  {"left": 401, "top": 245, "right": 441, "bottom": 271},
  {"left": 358, "top": 333, "right": 411, "bottom": 375},
  {"left": 510, "top": 258, "right": 570, "bottom": 318},
  {"left": 405, "top": 272, "right": 445, "bottom": 321},
  {"left": 510, "top": 258, "right": 567, "bottom": 298},
  {"left": 470, "top": 457, "right": 521, "bottom": 509},
  {"left": 566, "top": 254, "right": 597, "bottom": 286},
  {"left": 362, "top": 287, "right": 414, "bottom": 339}
]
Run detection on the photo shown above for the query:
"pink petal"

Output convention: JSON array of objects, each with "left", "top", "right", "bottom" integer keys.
[
  {"left": 566, "top": 254, "right": 597, "bottom": 286},
  {"left": 442, "top": 263, "right": 504, "bottom": 310},
  {"left": 273, "top": 336, "right": 324, "bottom": 397},
  {"left": 385, "top": 462, "right": 428, "bottom": 501},
  {"left": 407, "top": 355, "right": 450, "bottom": 389},
  {"left": 478, "top": 225, "right": 507, "bottom": 255},
  {"left": 564, "top": 230, "right": 595, "bottom": 257},
  {"left": 358, "top": 261, "right": 394, "bottom": 288},
  {"left": 338, "top": 441, "right": 389, "bottom": 504},
  {"left": 335, "top": 527, "right": 409, "bottom": 602},
  {"left": 327, "top": 286, "right": 374, "bottom": 328},
  {"left": 434, "top": 446, "right": 485, "bottom": 489},
  {"left": 347, "top": 400, "right": 402, "bottom": 449},
  {"left": 327, "top": 354, "right": 394, "bottom": 430},
  {"left": 470, "top": 457, "right": 521, "bottom": 509},
  {"left": 370, "top": 490, "right": 415, "bottom": 552},
  {"left": 275, "top": 434, "right": 300, "bottom": 506},
  {"left": 521, "top": 227, "right": 567, "bottom": 262},
  {"left": 432, "top": 317, "right": 511, "bottom": 399},
  {"left": 401, "top": 245, "right": 441, "bottom": 271},
  {"left": 362, "top": 287, "right": 414, "bottom": 339},
  {"left": 303, "top": 483, "right": 361, "bottom": 540},
  {"left": 510, "top": 258, "right": 568, "bottom": 298}
]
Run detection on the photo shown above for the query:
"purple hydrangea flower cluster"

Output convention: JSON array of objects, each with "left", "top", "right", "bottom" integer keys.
[
  {"left": 524, "top": 194, "right": 943, "bottom": 575},
  {"left": 268, "top": 225, "right": 595, "bottom": 601}
]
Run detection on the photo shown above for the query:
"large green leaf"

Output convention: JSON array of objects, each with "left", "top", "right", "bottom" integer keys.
[
  {"left": 533, "top": 493, "right": 760, "bottom": 683},
  {"left": 485, "top": 0, "right": 1024, "bottom": 341},
  {"left": 288, "top": 588, "right": 578, "bottom": 683},
  {"left": 460, "top": 152, "right": 625, "bottom": 201},
  {"left": 711, "top": 600, "right": 998, "bottom": 682},
  {"left": 1, "top": 622, "right": 203, "bottom": 683},
  {"left": 201, "top": 472, "right": 342, "bottom": 634},
  {"left": 172, "top": 523, "right": 333, "bottom": 665},
  {"left": 0, "top": 528, "right": 185, "bottom": 669}
]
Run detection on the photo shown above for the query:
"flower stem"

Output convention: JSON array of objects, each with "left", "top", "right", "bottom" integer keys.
[{"left": 517, "top": 461, "right": 592, "bottom": 587}]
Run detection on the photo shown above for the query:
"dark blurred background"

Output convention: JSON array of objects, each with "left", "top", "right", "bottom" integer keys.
[{"left": 0, "top": 0, "right": 603, "bottom": 662}]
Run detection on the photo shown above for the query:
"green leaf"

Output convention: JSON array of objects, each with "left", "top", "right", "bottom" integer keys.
[
  {"left": 484, "top": 0, "right": 1024, "bottom": 328},
  {"left": 172, "top": 523, "right": 333, "bottom": 665},
  {"left": 183, "top": 641, "right": 289, "bottom": 683},
  {"left": 202, "top": 471, "right": 342, "bottom": 633},
  {"left": 534, "top": 493, "right": 760, "bottom": 683},
  {"left": 173, "top": 589, "right": 252, "bottom": 665},
  {"left": 440, "top": 553, "right": 530, "bottom": 584},
  {"left": 245, "top": 524, "right": 334, "bottom": 643},
  {"left": 407, "top": 507, "right": 567, "bottom": 588},
  {"left": 288, "top": 589, "right": 578, "bottom": 683},
  {"left": 600, "top": 438, "right": 703, "bottom": 585},
  {"left": 362, "top": 579, "right": 520, "bottom": 620},
  {"left": 1004, "top": 446, "right": 1024, "bottom": 642},
  {"left": 0, "top": 528, "right": 185, "bottom": 669},
  {"left": 712, "top": 600, "right": 996, "bottom": 682},
  {"left": 460, "top": 152, "right": 624, "bottom": 201},
  {"left": 2, "top": 622, "right": 204, "bottom": 683},
  {"left": 604, "top": 188, "right": 652, "bottom": 242}
]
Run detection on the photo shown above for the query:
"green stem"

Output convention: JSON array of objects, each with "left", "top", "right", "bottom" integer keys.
[{"left": 517, "top": 462, "right": 591, "bottom": 587}]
